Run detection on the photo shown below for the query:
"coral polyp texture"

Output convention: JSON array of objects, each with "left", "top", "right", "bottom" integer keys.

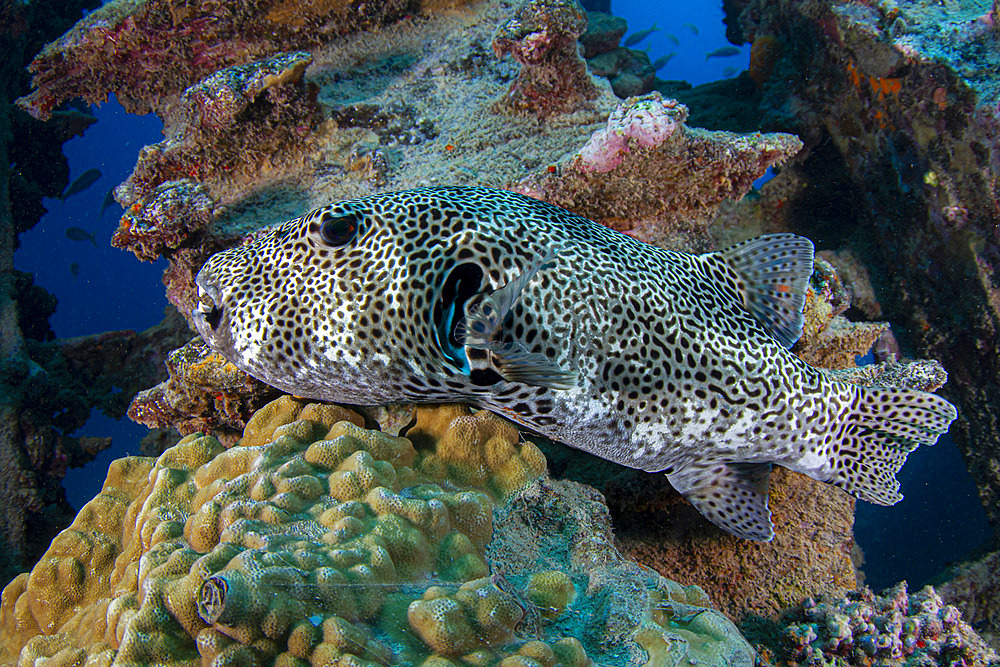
[
  {"left": 0, "top": 396, "right": 758, "bottom": 665},
  {"left": 781, "top": 583, "right": 998, "bottom": 666}
]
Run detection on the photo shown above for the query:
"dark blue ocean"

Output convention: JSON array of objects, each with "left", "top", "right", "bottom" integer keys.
[{"left": 15, "top": 0, "right": 990, "bottom": 595}]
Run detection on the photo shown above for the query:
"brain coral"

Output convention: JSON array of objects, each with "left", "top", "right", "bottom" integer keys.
[{"left": 0, "top": 396, "right": 756, "bottom": 665}]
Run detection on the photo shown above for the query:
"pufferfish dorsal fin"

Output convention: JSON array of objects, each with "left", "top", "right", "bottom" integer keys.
[
  {"left": 667, "top": 461, "right": 775, "bottom": 541},
  {"left": 719, "top": 233, "right": 814, "bottom": 349},
  {"left": 457, "top": 248, "right": 578, "bottom": 390}
]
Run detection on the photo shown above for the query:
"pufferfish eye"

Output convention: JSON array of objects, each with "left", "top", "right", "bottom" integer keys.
[{"left": 318, "top": 213, "right": 361, "bottom": 247}]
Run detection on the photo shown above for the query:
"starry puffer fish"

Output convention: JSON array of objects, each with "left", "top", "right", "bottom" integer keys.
[{"left": 192, "top": 186, "right": 957, "bottom": 541}]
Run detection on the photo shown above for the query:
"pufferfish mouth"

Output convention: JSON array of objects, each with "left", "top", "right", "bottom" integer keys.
[{"left": 193, "top": 271, "right": 224, "bottom": 331}]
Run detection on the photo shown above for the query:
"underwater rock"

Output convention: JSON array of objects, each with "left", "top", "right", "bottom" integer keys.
[
  {"left": 937, "top": 550, "right": 1000, "bottom": 650},
  {"left": 492, "top": 0, "right": 605, "bottom": 118},
  {"left": 0, "top": 0, "right": 117, "bottom": 581},
  {"left": 781, "top": 583, "right": 998, "bottom": 665},
  {"left": 0, "top": 309, "right": 188, "bottom": 579},
  {"left": 604, "top": 461, "right": 857, "bottom": 624},
  {"left": 116, "top": 51, "right": 320, "bottom": 214},
  {"left": 795, "top": 256, "right": 889, "bottom": 369},
  {"left": 0, "top": 396, "right": 759, "bottom": 665},
  {"left": 817, "top": 247, "right": 882, "bottom": 319},
  {"left": 112, "top": 180, "right": 218, "bottom": 262},
  {"left": 513, "top": 92, "right": 803, "bottom": 250},
  {"left": 107, "top": 49, "right": 320, "bottom": 289},
  {"left": 579, "top": 11, "right": 627, "bottom": 59},
  {"left": 577, "top": 12, "right": 659, "bottom": 98},
  {"left": 15, "top": 0, "right": 436, "bottom": 120},
  {"left": 11, "top": 271, "right": 56, "bottom": 342},
  {"left": 128, "top": 338, "right": 280, "bottom": 446},
  {"left": 586, "top": 47, "right": 658, "bottom": 98}
]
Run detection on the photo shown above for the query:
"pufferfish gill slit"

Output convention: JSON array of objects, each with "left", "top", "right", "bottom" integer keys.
[{"left": 192, "top": 186, "right": 958, "bottom": 542}]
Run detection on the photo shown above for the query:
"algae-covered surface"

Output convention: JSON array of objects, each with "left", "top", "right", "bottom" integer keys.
[{"left": 2, "top": 0, "right": 1000, "bottom": 664}]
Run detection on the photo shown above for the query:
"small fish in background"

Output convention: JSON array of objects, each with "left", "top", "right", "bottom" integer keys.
[
  {"left": 69, "top": 262, "right": 80, "bottom": 278},
  {"left": 723, "top": 66, "right": 739, "bottom": 77},
  {"left": 66, "top": 227, "right": 97, "bottom": 246},
  {"left": 623, "top": 23, "right": 658, "bottom": 48},
  {"left": 59, "top": 168, "right": 101, "bottom": 201},
  {"left": 683, "top": 22, "right": 699, "bottom": 35},
  {"left": 706, "top": 46, "right": 741, "bottom": 60},
  {"left": 48, "top": 109, "right": 97, "bottom": 141},
  {"left": 99, "top": 187, "right": 118, "bottom": 217},
  {"left": 651, "top": 53, "right": 677, "bottom": 71},
  {"left": 665, "top": 33, "right": 680, "bottom": 47}
]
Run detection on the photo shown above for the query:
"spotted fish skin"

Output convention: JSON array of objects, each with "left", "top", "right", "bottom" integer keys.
[{"left": 193, "top": 186, "right": 957, "bottom": 541}]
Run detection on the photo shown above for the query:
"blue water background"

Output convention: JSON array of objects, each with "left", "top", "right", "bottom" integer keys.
[
  {"left": 14, "top": 98, "right": 167, "bottom": 508},
  {"left": 13, "top": 1, "right": 990, "bottom": 592}
]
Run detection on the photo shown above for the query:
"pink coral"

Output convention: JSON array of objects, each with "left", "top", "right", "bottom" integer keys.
[{"left": 576, "top": 95, "right": 685, "bottom": 173}]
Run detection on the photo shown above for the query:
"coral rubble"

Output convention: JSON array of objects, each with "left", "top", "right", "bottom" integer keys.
[
  {"left": 781, "top": 583, "right": 998, "bottom": 665},
  {"left": 0, "top": 397, "right": 759, "bottom": 665}
]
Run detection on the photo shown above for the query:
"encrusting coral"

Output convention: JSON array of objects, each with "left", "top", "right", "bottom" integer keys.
[
  {"left": 128, "top": 338, "right": 280, "bottom": 447},
  {"left": 0, "top": 396, "right": 758, "bottom": 665},
  {"left": 15, "top": 0, "right": 444, "bottom": 120},
  {"left": 513, "top": 92, "right": 803, "bottom": 251},
  {"left": 794, "top": 256, "right": 889, "bottom": 369},
  {"left": 781, "top": 583, "right": 998, "bottom": 665}
]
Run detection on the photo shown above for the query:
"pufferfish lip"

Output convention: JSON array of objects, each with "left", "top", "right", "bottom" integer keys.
[{"left": 193, "top": 269, "right": 224, "bottom": 330}]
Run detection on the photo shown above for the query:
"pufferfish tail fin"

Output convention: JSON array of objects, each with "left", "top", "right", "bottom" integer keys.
[
  {"left": 820, "top": 385, "right": 957, "bottom": 505},
  {"left": 718, "top": 233, "right": 814, "bottom": 349}
]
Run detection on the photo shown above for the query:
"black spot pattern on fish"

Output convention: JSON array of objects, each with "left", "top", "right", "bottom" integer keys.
[{"left": 193, "top": 186, "right": 957, "bottom": 542}]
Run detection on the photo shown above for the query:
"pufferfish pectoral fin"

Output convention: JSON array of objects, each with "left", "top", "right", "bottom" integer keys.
[
  {"left": 487, "top": 341, "right": 578, "bottom": 390},
  {"left": 456, "top": 247, "right": 562, "bottom": 347},
  {"left": 719, "top": 233, "right": 814, "bottom": 349},
  {"left": 457, "top": 248, "right": 577, "bottom": 390},
  {"left": 667, "top": 461, "right": 775, "bottom": 541}
]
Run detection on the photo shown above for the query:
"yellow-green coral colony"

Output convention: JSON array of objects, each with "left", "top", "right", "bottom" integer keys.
[
  {"left": 193, "top": 186, "right": 957, "bottom": 541},
  {"left": 0, "top": 399, "right": 543, "bottom": 663},
  {"left": 0, "top": 396, "right": 760, "bottom": 665}
]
